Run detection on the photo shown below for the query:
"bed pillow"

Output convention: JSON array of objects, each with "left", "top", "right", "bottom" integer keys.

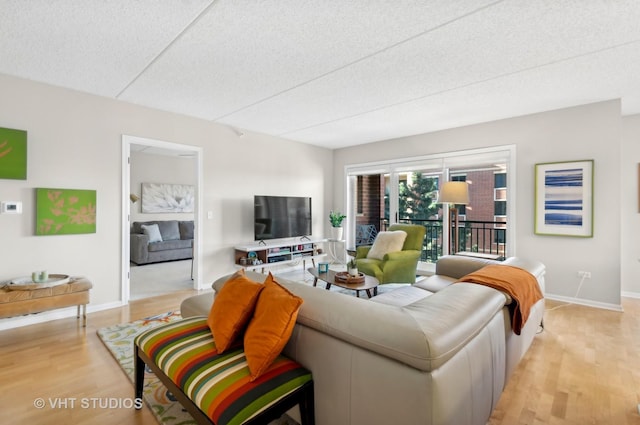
[
  {"left": 141, "top": 224, "right": 163, "bottom": 243},
  {"left": 366, "top": 230, "right": 407, "bottom": 260}
]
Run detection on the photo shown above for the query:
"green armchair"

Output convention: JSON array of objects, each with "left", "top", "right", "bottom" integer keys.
[{"left": 354, "top": 224, "right": 426, "bottom": 284}]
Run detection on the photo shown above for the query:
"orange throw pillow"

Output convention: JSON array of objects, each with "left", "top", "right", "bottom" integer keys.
[
  {"left": 207, "top": 269, "right": 264, "bottom": 353},
  {"left": 244, "top": 273, "right": 303, "bottom": 381}
]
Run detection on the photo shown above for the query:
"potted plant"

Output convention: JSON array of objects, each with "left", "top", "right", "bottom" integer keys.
[
  {"left": 329, "top": 210, "right": 346, "bottom": 240},
  {"left": 347, "top": 257, "right": 358, "bottom": 277}
]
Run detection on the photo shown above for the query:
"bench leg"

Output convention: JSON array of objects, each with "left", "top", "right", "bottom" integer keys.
[
  {"left": 77, "top": 304, "right": 87, "bottom": 327},
  {"left": 299, "top": 382, "right": 315, "bottom": 425},
  {"left": 134, "top": 345, "right": 145, "bottom": 407}
]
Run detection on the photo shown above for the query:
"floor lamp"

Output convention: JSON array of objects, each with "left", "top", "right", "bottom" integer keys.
[{"left": 437, "top": 181, "right": 469, "bottom": 254}]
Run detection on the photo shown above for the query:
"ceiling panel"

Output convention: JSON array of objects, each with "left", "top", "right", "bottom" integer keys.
[
  {"left": 285, "top": 40, "right": 640, "bottom": 148},
  {"left": 117, "top": 0, "right": 498, "bottom": 119},
  {"left": 0, "top": 0, "right": 213, "bottom": 96},
  {"left": 219, "top": 0, "right": 640, "bottom": 139},
  {"left": 2, "top": 1, "right": 640, "bottom": 149}
]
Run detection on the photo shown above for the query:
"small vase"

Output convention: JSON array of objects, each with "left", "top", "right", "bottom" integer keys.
[
  {"left": 330, "top": 226, "right": 343, "bottom": 240},
  {"left": 348, "top": 268, "right": 358, "bottom": 277}
]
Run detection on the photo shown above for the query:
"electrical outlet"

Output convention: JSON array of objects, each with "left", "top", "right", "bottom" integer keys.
[{"left": 578, "top": 271, "right": 592, "bottom": 279}]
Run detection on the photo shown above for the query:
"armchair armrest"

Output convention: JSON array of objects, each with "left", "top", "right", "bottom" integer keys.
[
  {"left": 379, "top": 250, "right": 421, "bottom": 283},
  {"left": 383, "top": 250, "right": 421, "bottom": 262},
  {"left": 355, "top": 246, "right": 372, "bottom": 259}
]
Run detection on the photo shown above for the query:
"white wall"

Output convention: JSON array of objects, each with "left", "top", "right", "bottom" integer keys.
[
  {"left": 334, "top": 100, "right": 623, "bottom": 309},
  {"left": 130, "top": 151, "right": 195, "bottom": 223},
  {"left": 0, "top": 74, "right": 332, "bottom": 328},
  {"left": 621, "top": 114, "right": 640, "bottom": 298}
]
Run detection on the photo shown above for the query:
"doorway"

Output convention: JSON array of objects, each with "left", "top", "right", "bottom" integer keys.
[{"left": 121, "top": 135, "right": 204, "bottom": 304}]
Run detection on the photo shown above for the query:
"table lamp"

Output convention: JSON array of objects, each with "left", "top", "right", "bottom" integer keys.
[{"left": 437, "top": 181, "right": 469, "bottom": 254}]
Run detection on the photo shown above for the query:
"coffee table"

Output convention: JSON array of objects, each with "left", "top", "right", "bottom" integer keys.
[{"left": 307, "top": 267, "right": 379, "bottom": 298}]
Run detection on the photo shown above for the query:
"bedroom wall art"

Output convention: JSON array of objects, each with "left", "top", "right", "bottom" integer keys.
[
  {"left": 36, "top": 188, "right": 97, "bottom": 235},
  {"left": 141, "top": 183, "right": 194, "bottom": 213}
]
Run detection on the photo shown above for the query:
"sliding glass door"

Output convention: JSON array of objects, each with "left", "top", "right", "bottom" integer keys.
[{"left": 345, "top": 146, "right": 515, "bottom": 264}]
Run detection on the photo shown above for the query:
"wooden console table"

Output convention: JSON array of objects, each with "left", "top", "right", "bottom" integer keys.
[{"left": 0, "top": 276, "right": 92, "bottom": 326}]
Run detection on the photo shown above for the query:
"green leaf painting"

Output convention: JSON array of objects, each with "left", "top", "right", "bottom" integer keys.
[
  {"left": 36, "top": 188, "right": 97, "bottom": 235},
  {"left": 0, "top": 127, "right": 27, "bottom": 180}
]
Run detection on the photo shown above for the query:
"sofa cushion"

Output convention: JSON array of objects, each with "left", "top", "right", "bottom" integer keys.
[
  {"left": 141, "top": 224, "right": 163, "bottom": 243},
  {"left": 435, "top": 255, "right": 500, "bottom": 279},
  {"left": 244, "top": 273, "right": 303, "bottom": 381},
  {"left": 207, "top": 270, "right": 264, "bottom": 353},
  {"left": 179, "top": 220, "right": 194, "bottom": 240},
  {"left": 132, "top": 221, "right": 159, "bottom": 234},
  {"left": 157, "top": 220, "right": 181, "bottom": 241},
  {"left": 414, "top": 274, "right": 457, "bottom": 292},
  {"left": 148, "top": 239, "right": 191, "bottom": 252},
  {"left": 367, "top": 230, "right": 407, "bottom": 260},
  {"left": 370, "top": 285, "right": 432, "bottom": 306}
]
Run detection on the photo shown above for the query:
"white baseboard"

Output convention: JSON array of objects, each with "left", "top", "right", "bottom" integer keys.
[
  {"left": 0, "top": 300, "right": 124, "bottom": 331},
  {"left": 545, "top": 293, "right": 624, "bottom": 312},
  {"left": 622, "top": 290, "right": 640, "bottom": 299}
]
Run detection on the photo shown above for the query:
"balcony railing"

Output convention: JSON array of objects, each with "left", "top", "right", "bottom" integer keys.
[{"left": 358, "top": 218, "right": 506, "bottom": 263}]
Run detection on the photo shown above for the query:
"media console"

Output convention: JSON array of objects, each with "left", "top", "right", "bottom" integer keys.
[{"left": 234, "top": 237, "right": 328, "bottom": 273}]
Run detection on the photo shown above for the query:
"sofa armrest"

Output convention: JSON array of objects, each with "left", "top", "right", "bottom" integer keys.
[
  {"left": 502, "top": 257, "right": 546, "bottom": 294},
  {"left": 435, "top": 255, "right": 501, "bottom": 279},
  {"left": 130, "top": 234, "right": 150, "bottom": 264}
]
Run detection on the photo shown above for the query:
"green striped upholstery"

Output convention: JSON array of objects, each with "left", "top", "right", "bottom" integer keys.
[{"left": 134, "top": 316, "right": 312, "bottom": 425}]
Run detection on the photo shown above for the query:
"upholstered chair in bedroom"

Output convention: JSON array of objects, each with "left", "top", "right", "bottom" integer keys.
[{"left": 354, "top": 223, "right": 426, "bottom": 284}]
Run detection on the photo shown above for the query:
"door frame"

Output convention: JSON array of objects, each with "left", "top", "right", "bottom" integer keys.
[{"left": 121, "top": 134, "right": 204, "bottom": 304}]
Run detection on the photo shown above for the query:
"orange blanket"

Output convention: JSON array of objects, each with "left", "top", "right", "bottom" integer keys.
[{"left": 456, "top": 265, "right": 543, "bottom": 335}]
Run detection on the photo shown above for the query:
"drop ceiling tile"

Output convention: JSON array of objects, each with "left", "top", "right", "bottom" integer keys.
[
  {"left": 0, "top": 0, "right": 213, "bottom": 97},
  {"left": 285, "top": 40, "right": 640, "bottom": 148},
  {"left": 220, "top": 0, "right": 640, "bottom": 139},
  {"left": 118, "top": 0, "right": 499, "bottom": 119},
  {"left": 2, "top": 1, "right": 640, "bottom": 148}
]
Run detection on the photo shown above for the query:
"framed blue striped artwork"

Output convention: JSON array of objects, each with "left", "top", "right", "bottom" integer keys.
[{"left": 535, "top": 160, "right": 594, "bottom": 237}]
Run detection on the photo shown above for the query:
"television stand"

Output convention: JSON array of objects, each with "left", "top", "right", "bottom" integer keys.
[{"left": 234, "top": 238, "right": 327, "bottom": 273}]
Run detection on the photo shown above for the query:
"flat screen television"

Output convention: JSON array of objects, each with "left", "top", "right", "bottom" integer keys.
[{"left": 254, "top": 195, "right": 312, "bottom": 241}]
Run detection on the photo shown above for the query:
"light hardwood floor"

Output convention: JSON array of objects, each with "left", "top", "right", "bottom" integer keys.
[
  {"left": 1, "top": 291, "right": 639, "bottom": 424},
  {"left": 0, "top": 289, "right": 202, "bottom": 425}
]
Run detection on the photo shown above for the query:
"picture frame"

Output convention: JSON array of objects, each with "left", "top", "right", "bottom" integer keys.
[
  {"left": 534, "top": 159, "right": 594, "bottom": 237},
  {"left": 141, "top": 183, "right": 194, "bottom": 213},
  {"left": 36, "top": 188, "right": 97, "bottom": 235},
  {"left": 0, "top": 126, "right": 27, "bottom": 180}
]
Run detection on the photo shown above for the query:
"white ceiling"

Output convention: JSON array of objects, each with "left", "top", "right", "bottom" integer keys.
[{"left": 2, "top": 1, "right": 640, "bottom": 149}]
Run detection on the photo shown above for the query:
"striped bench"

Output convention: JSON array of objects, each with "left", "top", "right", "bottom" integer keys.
[{"left": 134, "top": 316, "right": 314, "bottom": 425}]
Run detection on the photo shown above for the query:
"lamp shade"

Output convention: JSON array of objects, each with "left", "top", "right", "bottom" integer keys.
[
  {"left": 437, "top": 181, "right": 469, "bottom": 205},
  {"left": 129, "top": 194, "right": 140, "bottom": 203}
]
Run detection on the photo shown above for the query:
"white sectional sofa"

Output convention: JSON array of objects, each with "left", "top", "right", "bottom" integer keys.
[{"left": 180, "top": 255, "right": 545, "bottom": 425}]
